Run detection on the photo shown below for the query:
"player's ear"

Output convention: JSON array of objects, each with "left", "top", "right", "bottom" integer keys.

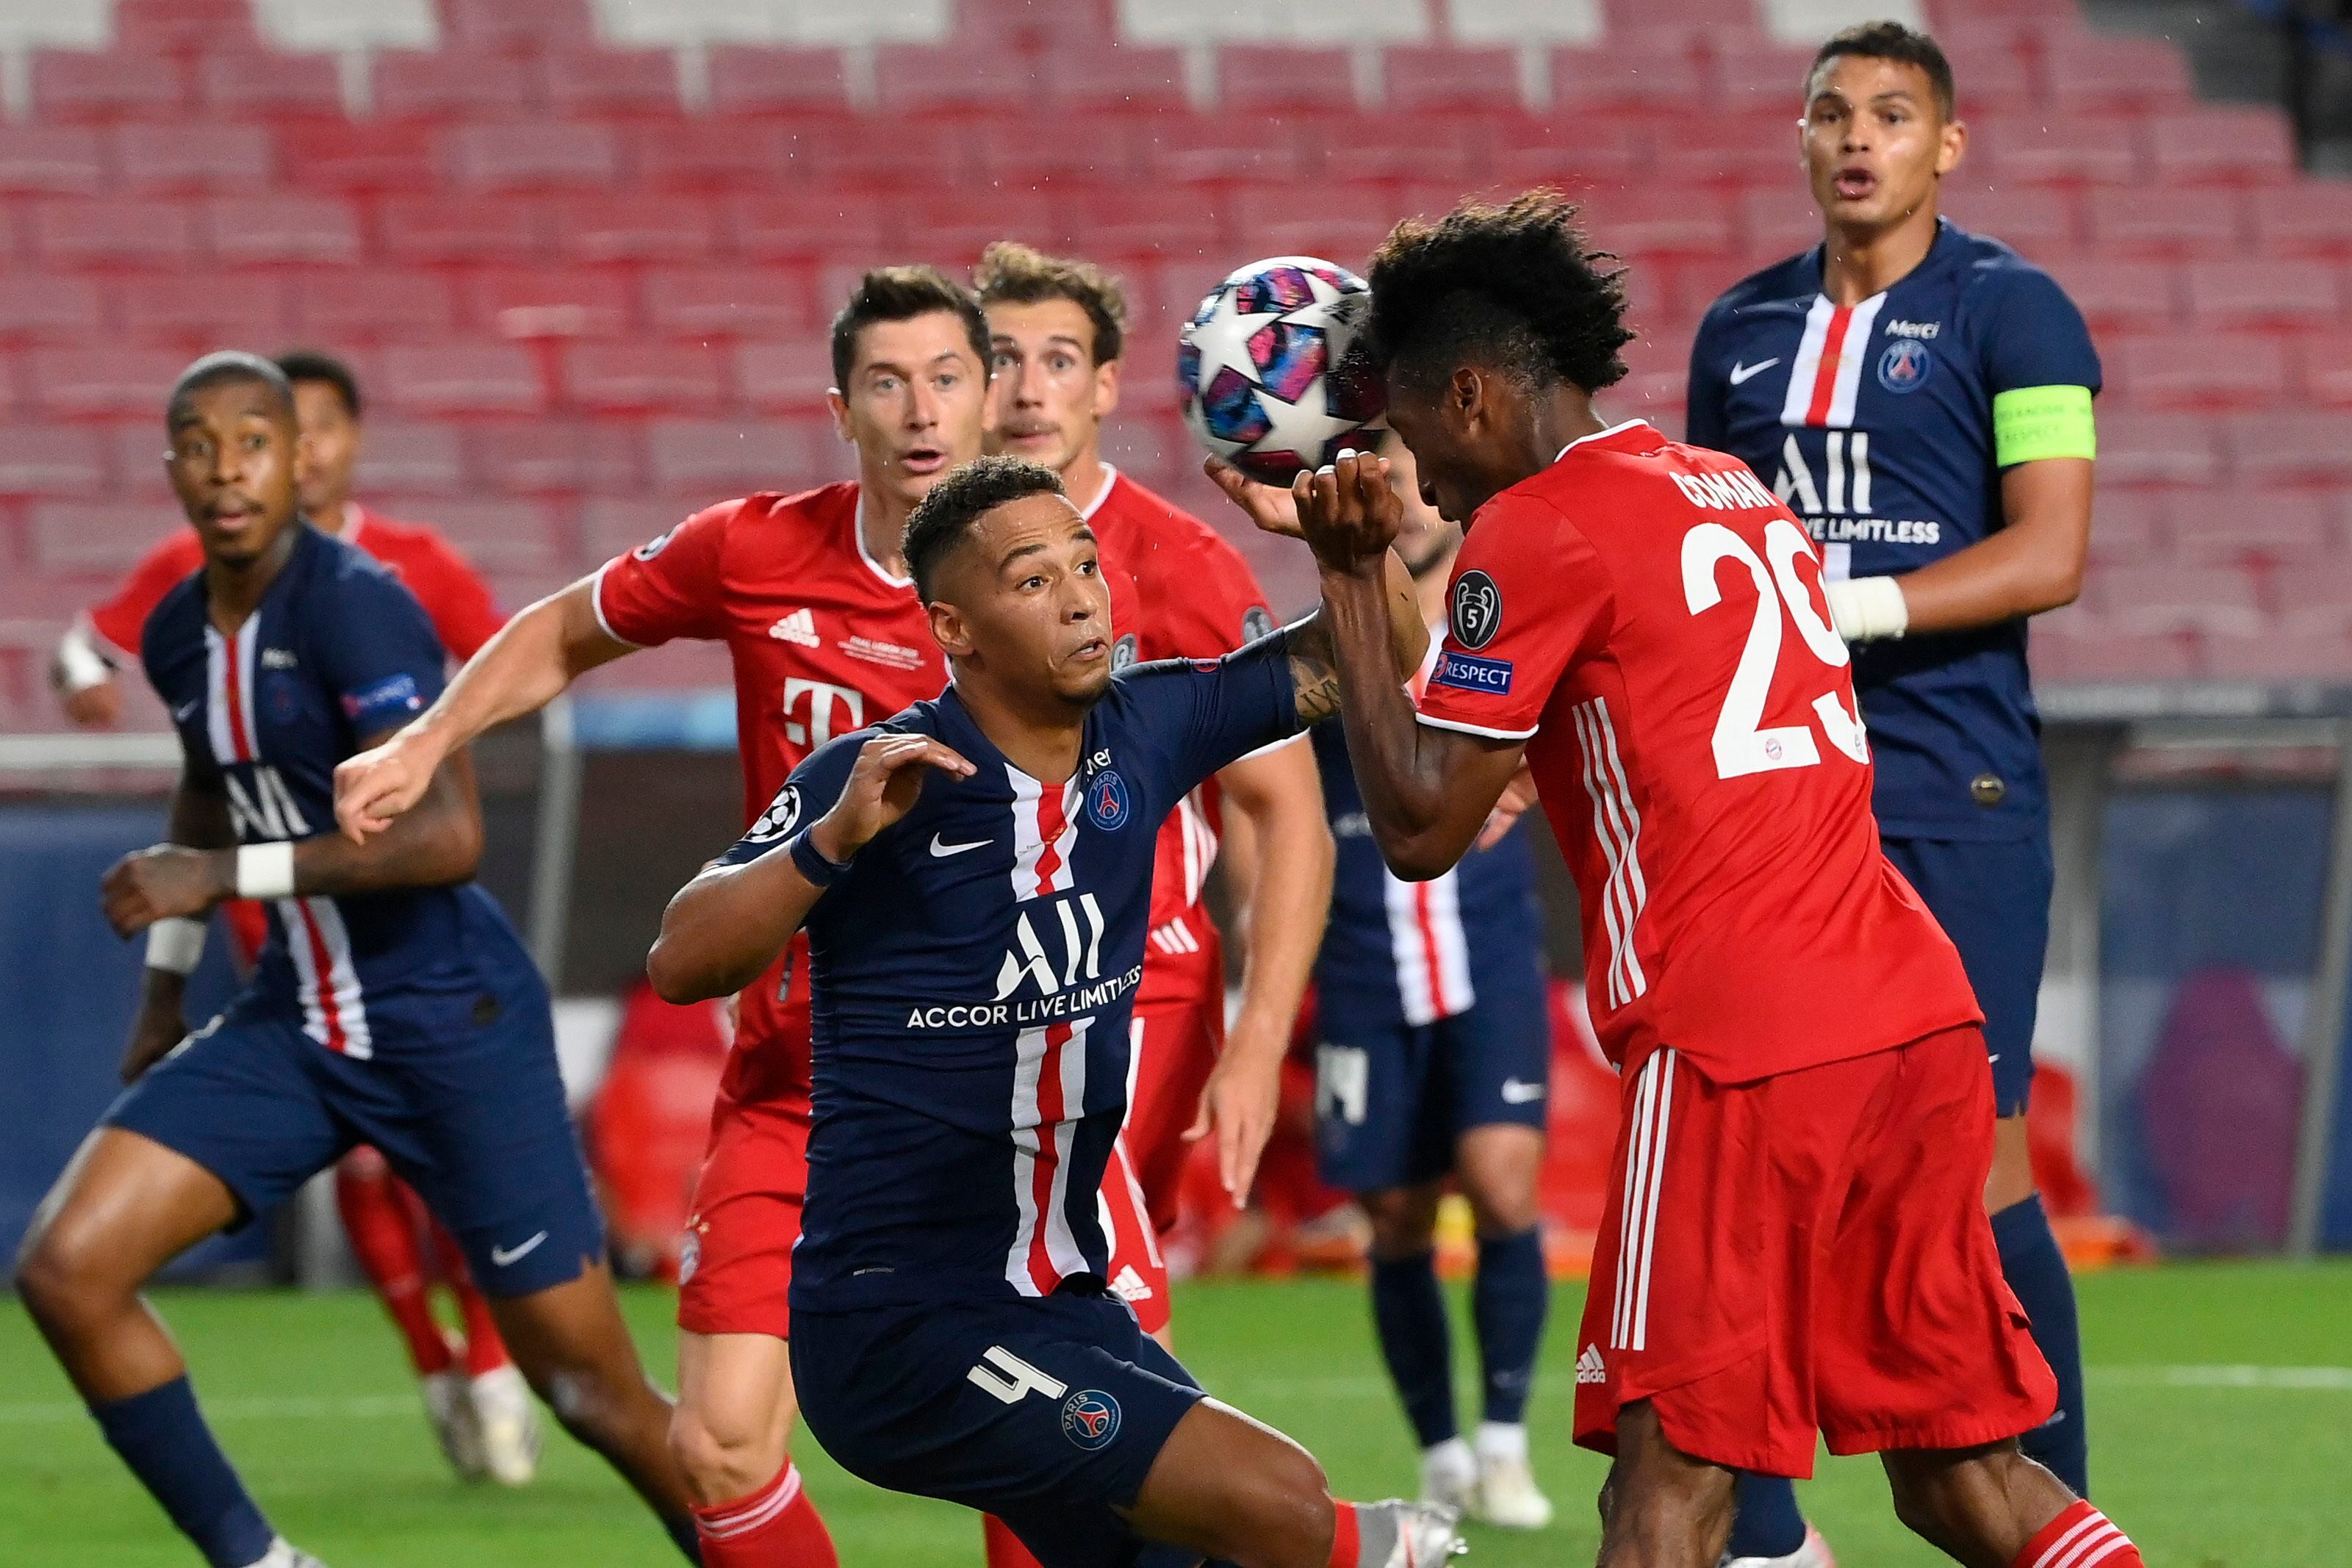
[
  {"left": 826, "top": 388, "right": 853, "bottom": 443},
  {"left": 927, "top": 598, "right": 974, "bottom": 660},
  {"left": 1935, "top": 117, "right": 1967, "bottom": 177},
  {"left": 1093, "top": 356, "right": 1121, "bottom": 420}
]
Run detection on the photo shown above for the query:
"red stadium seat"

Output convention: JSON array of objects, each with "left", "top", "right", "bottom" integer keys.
[
  {"left": 1941, "top": 184, "right": 2083, "bottom": 256},
  {"left": 29, "top": 197, "right": 198, "bottom": 263},
  {"left": 381, "top": 497, "right": 563, "bottom": 572},
  {"left": 2107, "top": 332, "right": 2287, "bottom": 411},
  {"left": 553, "top": 193, "right": 722, "bottom": 262},
  {"left": 377, "top": 195, "right": 553, "bottom": 262},
  {"left": 1218, "top": 48, "right": 1360, "bottom": 115},
  {"left": 2149, "top": 107, "right": 2298, "bottom": 185},
  {"left": 1226, "top": 184, "right": 1399, "bottom": 268},
  {"left": 105, "top": 420, "right": 176, "bottom": 497},
  {"left": 2046, "top": 257, "right": 2183, "bottom": 331},
  {"left": 378, "top": 342, "right": 547, "bottom": 414},
  {"left": 196, "top": 48, "right": 345, "bottom": 118},
  {"left": 2198, "top": 625, "right": 2352, "bottom": 680},
  {"left": 445, "top": 121, "right": 622, "bottom": 191},
  {"left": 2249, "top": 181, "right": 2352, "bottom": 256},
  {"left": 2275, "top": 563, "right": 2352, "bottom": 633},
  {"left": 705, "top": 48, "right": 856, "bottom": 118},
  {"left": 291, "top": 269, "right": 458, "bottom": 339},
  {"left": 1301, "top": 112, "right": 1483, "bottom": 184},
  {"left": 27, "top": 349, "right": 192, "bottom": 417},
  {"left": 1707, "top": 36, "right": 1815, "bottom": 118},
  {"left": 0, "top": 426, "right": 108, "bottom": 497},
  {"left": 2292, "top": 331, "right": 2352, "bottom": 407},
  {"left": 1658, "top": 115, "right": 1808, "bottom": 186},
  {"left": 464, "top": 416, "right": 645, "bottom": 498},
  {"left": 356, "top": 420, "right": 466, "bottom": 495},
  {"left": 646, "top": 267, "right": 817, "bottom": 339},
  {"left": 2041, "top": 32, "right": 2193, "bottom": 110},
  {"left": 1038, "top": 40, "right": 1189, "bottom": 112},
  {"left": 562, "top": 342, "right": 727, "bottom": 412},
  {"left": 464, "top": 263, "right": 635, "bottom": 342},
  {"left": 1574, "top": 184, "right": 1736, "bottom": 259},
  {"left": 1144, "top": 115, "right": 1314, "bottom": 184},
  {"left": 1551, "top": 38, "right": 1708, "bottom": 110},
  {"left": 730, "top": 191, "right": 895, "bottom": 260},
  {"left": 115, "top": 122, "right": 274, "bottom": 190},
  {"left": 1049, "top": 187, "right": 1226, "bottom": 264},
  {"left": 112, "top": 0, "right": 257, "bottom": 51},
  {"left": 580, "top": 494, "right": 708, "bottom": 562},
  {"left": 2227, "top": 411, "right": 2352, "bottom": 485},
  {"left": 2087, "top": 487, "right": 2168, "bottom": 562},
  {"left": 204, "top": 195, "right": 364, "bottom": 265},
  {"left": 2185, "top": 259, "right": 2340, "bottom": 326},
  {"left": 875, "top": 43, "right": 1044, "bottom": 112},
  {"left": 2098, "top": 560, "right": 2262, "bottom": 635},
  {"left": 2094, "top": 411, "right": 2224, "bottom": 486},
  {"left": 117, "top": 272, "right": 293, "bottom": 342},
  {"left": 2159, "top": 488, "right": 2337, "bottom": 564},
  {"left": 0, "top": 274, "right": 107, "bottom": 340},
  {"left": 629, "top": 121, "right": 802, "bottom": 190},
  {"left": 645, "top": 417, "right": 827, "bottom": 494},
  {"left": 29, "top": 499, "right": 188, "bottom": 572},
  {"left": 735, "top": 341, "right": 833, "bottom": 412},
  {"left": 372, "top": 52, "right": 544, "bottom": 121},
  {"left": 440, "top": 0, "right": 596, "bottom": 48},
  {"left": 29, "top": 49, "right": 188, "bottom": 122},
  {"left": 1381, "top": 46, "right": 1524, "bottom": 113},
  {"left": 273, "top": 121, "right": 439, "bottom": 193},
  {"left": 1488, "top": 112, "right": 1648, "bottom": 188},
  {"left": 1974, "top": 116, "right": 2143, "bottom": 186},
  {"left": 2029, "top": 611, "right": 2200, "bottom": 684},
  {"left": 1737, "top": 185, "right": 1826, "bottom": 260},
  {"left": 2086, "top": 185, "right": 2245, "bottom": 258},
  {"left": 544, "top": 48, "right": 683, "bottom": 116},
  {"left": 0, "top": 127, "right": 107, "bottom": 193},
  {"left": 969, "top": 113, "right": 1144, "bottom": 186}
]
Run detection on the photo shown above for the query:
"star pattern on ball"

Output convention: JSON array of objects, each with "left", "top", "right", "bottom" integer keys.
[{"left": 1179, "top": 257, "right": 1384, "bottom": 485}]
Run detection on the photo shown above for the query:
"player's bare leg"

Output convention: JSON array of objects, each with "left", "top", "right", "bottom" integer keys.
[
  {"left": 672, "top": 1330, "right": 836, "bottom": 1566},
  {"left": 487, "top": 1265, "right": 702, "bottom": 1558},
  {"left": 1883, "top": 1440, "right": 2143, "bottom": 1568},
  {"left": 1126, "top": 1398, "right": 1460, "bottom": 1568},
  {"left": 1594, "top": 1400, "right": 1738, "bottom": 1568},
  {"left": 15, "top": 1129, "right": 312, "bottom": 1566}
]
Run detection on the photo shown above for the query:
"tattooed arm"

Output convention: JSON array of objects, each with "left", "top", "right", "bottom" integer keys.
[{"left": 1276, "top": 550, "right": 1426, "bottom": 724}]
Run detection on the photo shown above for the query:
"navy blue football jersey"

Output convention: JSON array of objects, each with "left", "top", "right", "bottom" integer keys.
[
  {"left": 1686, "top": 220, "right": 2101, "bottom": 840},
  {"left": 1309, "top": 719, "right": 1542, "bottom": 1026},
  {"left": 719, "top": 639, "right": 1300, "bottom": 1313},
  {"left": 143, "top": 524, "right": 533, "bottom": 1057}
]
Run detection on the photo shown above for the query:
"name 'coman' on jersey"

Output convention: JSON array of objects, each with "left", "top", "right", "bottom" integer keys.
[{"left": 1414, "top": 420, "right": 1979, "bottom": 1084}]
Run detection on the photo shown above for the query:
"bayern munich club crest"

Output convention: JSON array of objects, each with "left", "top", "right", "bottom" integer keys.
[
  {"left": 1877, "top": 337, "right": 1932, "bottom": 395},
  {"left": 1061, "top": 1389, "right": 1122, "bottom": 1450},
  {"left": 1086, "top": 768, "right": 1132, "bottom": 831},
  {"left": 1450, "top": 569, "right": 1503, "bottom": 650}
]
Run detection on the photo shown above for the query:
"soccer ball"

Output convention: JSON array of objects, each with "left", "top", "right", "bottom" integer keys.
[{"left": 1177, "top": 256, "right": 1386, "bottom": 486}]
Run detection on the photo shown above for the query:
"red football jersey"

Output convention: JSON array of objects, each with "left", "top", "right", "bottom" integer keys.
[
  {"left": 1415, "top": 421, "right": 1979, "bottom": 1084},
  {"left": 84, "top": 506, "right": 505, "bottom": 663},
  {"left": 1079, "top": 467, "right": 1281, "bottom": 1007},
  {"left": 594, "top": 481, "right": 1145, "bottom": 1112}
]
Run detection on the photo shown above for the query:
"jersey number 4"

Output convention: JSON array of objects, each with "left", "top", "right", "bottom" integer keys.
[{"left": 1682, "top": 517, "right": 1870, "bottom": 780}]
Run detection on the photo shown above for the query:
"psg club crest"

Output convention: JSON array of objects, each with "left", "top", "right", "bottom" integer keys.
[
  {"left": 1061, "top": 1389, "right": 1122, "bottom": 1450},
  {"left": 1450, "top": 570, "right": 1503, "bottom": 650},
  {"left": 1086, "top": 769, "right": 1132, "bottom": 831},
  {"left": 1112, "top": 633, "right": 1140, "bottom": 672},
  {"left": 1877, "top": 337, "right": 1932, "bottom": 395}
]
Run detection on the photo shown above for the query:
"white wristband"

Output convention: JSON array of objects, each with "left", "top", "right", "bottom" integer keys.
[
  {"left": 145, "top": 916, "right": 207, "bottom": 976},
  {"left": 54, "top": 622, "right": 114, "bottom": 693},
  {"left": 1825, "top": 575, "right": 1910, "bottom": 643},
  {"left": 236, "top": 841, "right": 297, "bottom": 899}
]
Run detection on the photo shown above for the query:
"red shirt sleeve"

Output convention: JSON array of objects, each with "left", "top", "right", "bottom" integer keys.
[
  {"left": 397, "top": 533, "right": 506, "bottom": 661},
  {"left": 593, "top": 503, "right": 733, "bottom": 647},
  {"left": 86, "top": 531, "right": 206, "bottom": 661},
  {"left": 1416, "top": 497, "right": 1611, "bottom": 741},
  {"left": 1157, "top": 527, "right": 1273, "bottom": 661}
]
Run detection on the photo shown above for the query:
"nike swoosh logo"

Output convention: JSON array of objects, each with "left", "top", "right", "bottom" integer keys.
[
  {"left": 1500, "top": 1079, "right": 1547, "bottom": 1104},
  {"left": 489, "top": 1231, "right": 547, "bottom": 1267},
  {"left": 1728, "top": 358, "right": 1780, "bottom": 386},
  {"left": 173, "top": 701, "right": 201, "bottom": 722},
  {"left": 929, "top": 835, "right": 991, "bottom": 858}
]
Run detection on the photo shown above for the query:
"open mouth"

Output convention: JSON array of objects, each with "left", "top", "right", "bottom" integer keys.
[
  {"left": 1068, "top": 636, "right": 1109, "bottom": 664},
  {"left": 1833, "top": 165, "right": 1877, "bottom": 201},
  {"left": 900, "top": 445, "right": 949, "bottom": 475}
]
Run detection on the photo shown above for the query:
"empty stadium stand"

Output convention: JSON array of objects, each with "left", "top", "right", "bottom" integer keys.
[{"left": 2, "top": 0, "right": 2349, "bottom": 731}]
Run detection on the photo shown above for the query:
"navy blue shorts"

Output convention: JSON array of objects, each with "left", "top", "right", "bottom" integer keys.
[
  {"left": 792, "top": 1287, "right": 1205, "bottom": 1568},
  {"left": 1312, "top": 985, "right": 1551, "bottom": 1195},
  {"left": 1881, "top": 832, "right": 2052, "bottom": 1118},
  {"left": 106, "top": 974, "right": 603, "bottom": 1298}
]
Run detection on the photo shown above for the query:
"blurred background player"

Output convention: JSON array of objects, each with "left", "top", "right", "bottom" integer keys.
[
  {"left": 333, "top": 268, "right": 1172, "bottom": 1568},
  {"left": 1686, "top": 22, "right": 2102, "bottom": 1535},
  {"left": 1306, "top": 434, "right": 1553, "bottom": 1530},
  {"left": 48, "top": 348, "right": 533, "bottom": 1488},
  {"left": 978, "top": 241, "right": 1332, "bottom": 1247},
  {"left": 12, "top": 353, "right": 699, "bottom": 1568}
]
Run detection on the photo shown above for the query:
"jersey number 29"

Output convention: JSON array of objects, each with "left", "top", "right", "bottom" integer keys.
[{"left": 1682, "top": 517, "right": 1870, "bottom": 781}]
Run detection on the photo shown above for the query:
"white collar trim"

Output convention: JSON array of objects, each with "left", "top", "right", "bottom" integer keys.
[
  {"left": 854, "top": 489, "right": 914, "bottom": 590},
  {"left": 1555, "top": 418, "right": 1650, "bottom": 462},
  {"left": 1076, "top": 464, "right": 1119, "bottom": 522}
]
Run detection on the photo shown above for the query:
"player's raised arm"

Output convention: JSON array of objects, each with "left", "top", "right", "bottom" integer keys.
[
  {"left": 104, "top": 749, "right": 232, "bottom": 1082},
  {"left": 335, "top": 577, "right": 630, "bottom": 841},
  {"left": 648, "top": 732, "right": 975, "bottom": 1004}
]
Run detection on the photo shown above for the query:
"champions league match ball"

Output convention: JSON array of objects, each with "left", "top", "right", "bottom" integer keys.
[{"left": 1177, "top": 256, "right": 1387, "bottom": 486}]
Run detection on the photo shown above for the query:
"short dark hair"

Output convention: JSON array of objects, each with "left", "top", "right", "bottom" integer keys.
[
  {"left": 168, "top": 350, "right": 295, "bottom": 425},
  {"left": 973, "top": 241, "right": 1129, "bottom": 365},
  {"left": 1808, "top": 21, "right": 1955, "bottom": 121},
  {"left": 902, "top": 456, "right": 1066, "bottom": 603},
  {"left": 273, "top": 348, "right": 362, "bottom": 419},
  {"left": 1364, "top": 190, "right": 1633, "bottom": 399},
  {"left": 830, "top": 265, "right": 992, "bottom": 390}
]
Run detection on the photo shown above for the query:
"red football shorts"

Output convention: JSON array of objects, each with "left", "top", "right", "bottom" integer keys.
[
  {"left": 1099, "top": 1135, "right": 1171, "bottom": 1335},
  {"left": 1126, "top": 987, "right": 1224, "bottom": 1235},
  {"left": 1572, "top": 1026, "right": 2056, "bottom": 1477}
]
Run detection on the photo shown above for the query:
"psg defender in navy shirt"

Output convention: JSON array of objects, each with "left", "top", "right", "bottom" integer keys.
[
  {"left": 1686, "top": 21, "right": 2101, "bottom": 1550},
  {"left": 12, "top": 354, "right": 699, "bottom": 1568},
  {"left": 648, "top": 455, "right": 1460, "bottom": 1568}
]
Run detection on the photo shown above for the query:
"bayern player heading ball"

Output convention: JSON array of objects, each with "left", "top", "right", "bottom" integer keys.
[{"left": 1178, "top": 256, "right": 1386, "bottom": 484}]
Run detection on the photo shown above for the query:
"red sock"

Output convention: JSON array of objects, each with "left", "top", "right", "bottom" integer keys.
[
  {"left": 1327, "top": 1500, "right": 1361, "bottom": 1568},
  {"left": 336, "top": 1152, "right": 453, "bottom": 1376},
  {"left": 420, "top": 1206, "right": 513, "bottom": 1377},
  {"left": 691, "top": 1462, "right": 838, "bottom": 1567},
  {"left": 982, "top": 1514, "right": 1046, "bottom": 1568},
  {"left": 2013, "top": 1500, "right": 2144, "bottom": 1568}
]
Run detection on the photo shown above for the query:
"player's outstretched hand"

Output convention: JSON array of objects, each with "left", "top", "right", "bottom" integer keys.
[
  {"left": 1184, "top": 1024, "right": 1284, "bottom": 1208},
  {"left": 119, "top": 993, "right": 186, "bottom": 1084},
  {"left": 1204, "top": 457, "right": 1304, "bottom": 539},
  {"left": 809, "top": 734, "right": 977, "bottom": 862},
  {"left": 334, "top": 729, "right": 443, "bottom": 844},
  {"left": 1292, "top": 447, "right": 1402, "bottom": 576},
  {"left": 101, "top": 845, "right": 229, "bottom": 937}
]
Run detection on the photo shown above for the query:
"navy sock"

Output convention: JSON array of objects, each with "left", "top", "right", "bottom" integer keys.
[
  {"left": 1470, "top": 1226, "right": 1548, "bottom": 1426},
  {"left": 90, "top": 1376, "right": 275, "bottom": 1568},
  {"left": 1993, "top": 1192, "right": 2088, "bottom": 1496},
  {"left": 1725, "top": 1474, "right": 1807, "bottom": 1560},
  {"left": 1369, "top": 1248, "right": 1457, "bottom": 1449}
]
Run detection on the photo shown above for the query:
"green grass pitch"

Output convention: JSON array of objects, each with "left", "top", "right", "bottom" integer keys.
[{"left": 5, "top": 1262, "right": 2349, "bottom": 1565}]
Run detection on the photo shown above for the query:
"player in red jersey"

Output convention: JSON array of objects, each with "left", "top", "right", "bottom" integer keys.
[
  {"left": 1218, "top": 193, "right": 2146, "bottom": 1568},
  {"left": 977, "top": 242, "right": 1332, "bottom": 1245},
  {"left": 333, "top": 269, "right": 1196, "bottom": 1568},
  {"left": 51, "top": 349, "right": 534, "bottom": 1487}
]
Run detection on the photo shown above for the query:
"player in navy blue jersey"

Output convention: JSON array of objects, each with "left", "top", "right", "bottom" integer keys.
[
  {"left": 1686, "top": 20, "right": 2101, "bottom": 1550},
  {"left": 11, "top": 354, "right": 701, "bottom": 1568},
  {"left": 1307, "top": 438, "right": 1554, "bottom": 1531},
  {"left": 647, "top": 454, "right": 1461, "bottom": 1568}
]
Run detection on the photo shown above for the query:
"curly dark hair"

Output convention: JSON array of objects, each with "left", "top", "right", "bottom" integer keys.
[
  {"left": 1810, "top": 21, "right": 1954, "bottom": 121},
  {"left": 830, "top": 265, "right": 991, "bottom": 390},
  {"left": 1364, "top": 190, "right": 1634, "bottom": 399},
  {"left": 902, "top": 455, "right": 1068, "bottom": 603},
  {"left": 973, "top": 241, "right": 1129, "bottom": 366}
]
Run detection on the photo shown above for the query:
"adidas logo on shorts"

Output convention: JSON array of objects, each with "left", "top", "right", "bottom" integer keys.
[{"left": 1576, "top": 1345, "right": 1607, "bottom": 1385}]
